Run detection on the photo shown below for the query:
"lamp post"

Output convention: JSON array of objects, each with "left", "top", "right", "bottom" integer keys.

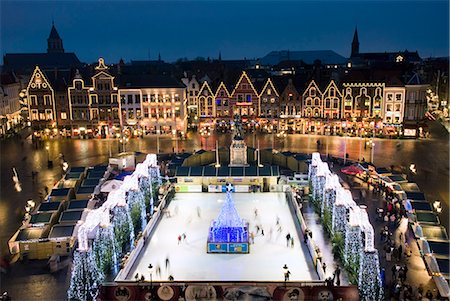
[{"left": 45, "top": 145, "right": 53, "bottom": 168}]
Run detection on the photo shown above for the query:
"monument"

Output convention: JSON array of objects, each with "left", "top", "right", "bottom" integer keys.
[
  {"left": 207, "top": 183, "right": 249, "bottom": 253},
  {"left": 229, "top": 115, "right": 248, "bottom": 167}
]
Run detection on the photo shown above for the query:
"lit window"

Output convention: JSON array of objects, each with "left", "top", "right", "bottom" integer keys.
[{"left": 61, "top": 112, "right": 67, "bottom": 120}]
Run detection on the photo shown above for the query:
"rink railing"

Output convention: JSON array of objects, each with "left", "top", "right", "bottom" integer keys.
[
  {"left": 284, "top": 186, "right": 326, "bottom": 281},
  {"left": 115, "top": 185, "right": 174, "bottom": 281}
]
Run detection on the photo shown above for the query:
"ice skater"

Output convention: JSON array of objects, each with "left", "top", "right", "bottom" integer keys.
[
  {"left": 196, "top": 206, "right": 201, "bottom": 218},
  {"left": 276, "top": 216, "right": 280, "bottom": 226},
  {"left": 286, "top": 233, "right": 291, "bottom": 247},
  {"left": 254, "top": 208, "right": 258, "bottom": 219},
  {"left": 290, "top": 237, "right": 294, "bottom": 248},
  {"left": 165, "top": 256, "right": 170, "bottom": 271},
  {"left": 177, "top": 234, "right": 182, "bottom": 245},
  {"left": 155, "top": 264, "right": 161, "bottom": 277},
  {"left": 182, "top": 232, "right": 187, "bottom": 242},
  {"left": 284, "top": 269, "right": 291, "bottom": 281}
]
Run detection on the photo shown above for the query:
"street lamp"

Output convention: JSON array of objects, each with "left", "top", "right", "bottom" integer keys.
[{"left": 45, "top": 145, "right": 53, "bottom": 168}]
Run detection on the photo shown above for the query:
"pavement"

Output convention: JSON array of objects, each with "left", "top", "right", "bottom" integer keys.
[{"left": 301, "top": 201, "right": 350, "bottom": 285}]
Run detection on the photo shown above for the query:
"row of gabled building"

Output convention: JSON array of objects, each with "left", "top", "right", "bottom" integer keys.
[{"left": 1, "top": 23, "right": 439, "bottom": 138}]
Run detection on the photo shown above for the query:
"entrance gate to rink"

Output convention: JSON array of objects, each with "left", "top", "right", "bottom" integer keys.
[{"left": 99, "top": 281, "right": 359, "bottom": 301}]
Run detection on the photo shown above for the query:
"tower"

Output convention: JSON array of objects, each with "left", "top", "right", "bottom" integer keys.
[
  {"left": 351, "top": 27, "right": 359, "bottom": 57},
  {"left": 47, "top": 22, "right": 64, "bottom": 53}
]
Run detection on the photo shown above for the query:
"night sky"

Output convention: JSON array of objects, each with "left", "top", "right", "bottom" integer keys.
[{"left": 1, "top": 0, "right": 449, "bottom": 64}]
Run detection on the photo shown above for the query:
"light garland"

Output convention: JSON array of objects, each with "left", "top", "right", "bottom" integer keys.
[
  {"left": 309, "top": 152, "right": 381, "bottom": 300},
  {"left": 68, "top": 249, "right": 104, "bottom": 301},
  {"left": 93, "top": 224, "right": 118, "bottom": 274}
]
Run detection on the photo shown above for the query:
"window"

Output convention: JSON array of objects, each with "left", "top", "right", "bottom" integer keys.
[
  {"left": 135, "top": 95, "right": 141, "bottom": 104},
  {"left": 150, "top": 94, "right": 156, "bottom": 102},
  {"left": 325, "top": 98, "right": 331, "bottom": 108},
  {"left": 288, "top": 94, "right": 293, "bottom": 102},
  {"left": 44, "top": 95, "right": 51, "bottom": 106},
  {"left": 143, "top": 95, "right": 148, "bottom": 103},
  {"left": 191, "top": 83, "right": 196, "bottom": 89},
  {"left": 113, "top": 95, "right": 117, "bottom": 103},
  {"left": 246, "top": 95, "right": 252, "bottom": 102},
  {"left": 127, "top": 95, "right": 133, "bottom": 104},
  {"left": 208, "top": 98, "right": 212, "bottom": 106},
  {"left": 394, "top": 104, "right": 401, "bottom": 112},
  {"left": 61, "top": 112, "right": 67, "bottom": 120},
  {"left": 223, "top": 100, "right": 229, "bottom": 106},
  {"left": 330, "top": 88, "right": 335, "bottom": 96},
  {"left": 189, "top": 91, "right": 193, "bottom": 97},
  {"left": 220, "top": 91, "right": 224, "bottom": 97},
  {"left": 387, "top": 104, "right": 393, "bottom": 111},
  {"left": 31, "top": 109, "right": 38, "bottom": 120},
  {"left": 387, "top": 93, "right": 393, "bottom": 101},
  {"left": 395, "top": 94, "right": 402, "bottom": 102},
  {"left": 45, "top": 109, "right": 52, "bottom": 120},
  {"left": 267, "top": 89, "right": 271, "bottom": 95},
  {"left": 237, "top": 94, "right": 243, "bottom": 102},
  {"left": 270, "top": 98, "right": 275, "bottom": 103},
  {"left": 310, "top": 88, "right": 316, "bottom": 96},
  {"left": 30, "top": 95, "right": 37, "bottom": 106},
  {"left": 333, "top": 100, "right": 339, "bottom": 109},
  {"left": 39, "top": 112, "right": 46, "bottom": 120},
  {"left": 90, "top": 95, "right": 97, "bottom": 104},
  {"left": 216, "top": 99, "right": 221, "bottom": 106},
  {"left": 314, "top": 98, "right": 320, "bottom": 106}
]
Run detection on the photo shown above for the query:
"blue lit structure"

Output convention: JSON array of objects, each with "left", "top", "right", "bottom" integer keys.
[{"left": 207, "top": 185, "right": 249, "bottom": 253}]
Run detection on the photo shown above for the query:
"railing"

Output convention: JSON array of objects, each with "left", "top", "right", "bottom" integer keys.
[{"left": 114, "top": 184, "right": 174, "bottom": 281}]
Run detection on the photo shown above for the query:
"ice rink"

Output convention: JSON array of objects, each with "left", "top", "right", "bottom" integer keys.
[{"left": 126, "top": 192, "right": 317, "bottom": 282}]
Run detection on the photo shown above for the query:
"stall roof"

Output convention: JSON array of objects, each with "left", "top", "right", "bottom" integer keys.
[
  {"left": 175, "top": 165, "right": 280, "bottom": 177},
  {"left": 420, "top": 225, "right": 449, "bottom": 240},
  {"left": 87, "top": 170, "right": 106, "bottom": 179},
  {"left": 69, "top": 167, "right": 86, "bottom": 173},
  {"left": 37, "top": 201, "right": 62, "bottom": 212},
  {"left": 65, "top": 172, "right": 83, "bottom": 180},
  {"left": 16, "top": 228, "right": 45, "bottom": 241},
  {"left": 77, "top": 186, "right": 95, "bottom": 194},
  {"left": 376, "top": 167, "right": 391, "bottom": 175},
  {"left": 230, "top": 167, "right": 244, "bottom": 177},
  {"left": 437, "top": 258, "right": 450, "bottom": 275},
  {"left": 190, "top": 166, "right": 203, "bottom": 176},
  {"left": 245, "top": 166, "right": 258, "bottom": 177},
  {"left": 81, "top": 178, "right": 100, "bottom": 187},
  {"left": 60, "top": 210, "right": 83, "bottom": 222},
  {"left": 400, "top": 182, "right": 421, "bottom": 192},
  {"left": 388, "top": 175, "right": 408, "bottom": 183},
  {"left": 50, "top": 188, "right": 71, "bottom": 196},
  {"left": 67, "top": 199, "right": 89, "bottom": 210},
  {"left": 416, "top": 211, "right": 440, "bottom": 225},
  {"left": 30, "top": 212, "right": 54, "bottom": 224},
  {"left": 406, "top": 191, "right": 426, "bottom": 201},
  {"left": 48, "top": 224, "right": 76, "bottom": 238},
  {"left": 411, "top": 201, "right": 433, "bottom": 212},
  {"left": 91, "top": 165, "right": 107, "bottom": 172},
  {"left": 428, "top": 240, "right": 450, "bottom": 257}
]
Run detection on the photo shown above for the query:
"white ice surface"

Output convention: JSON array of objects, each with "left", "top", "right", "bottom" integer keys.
[{"left": 126, "top": 192, "right": 317, "bottom": 282}]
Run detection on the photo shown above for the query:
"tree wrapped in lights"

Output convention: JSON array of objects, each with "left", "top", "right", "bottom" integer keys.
[
  {"left": 359, "top": 250, "right": 383, "bottom": 301},
  {"left": 93, "top": 224, "right": 118, "bottom": 275},
  {"left": 344, "top": 224, "right": 362, "bottom": 274},
  {"left": 68, "top": 249, "right": 104, "bottom": 301},
  {"left": 127, "top": 189, "right": 147, "bottom": 235},
  {"left": 113, "top": 204, "right": 135, "bottom": 255}
]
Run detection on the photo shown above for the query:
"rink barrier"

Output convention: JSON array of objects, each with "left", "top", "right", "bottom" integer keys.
[
  {"left": 285, "top": 187, "right": 326, "bottom": 281},
  {"left": 100, "top": 281, "right": 359, "bottom": 301},
  {"left": 115, "top": 185, "right": 173, "bottom": 281}
]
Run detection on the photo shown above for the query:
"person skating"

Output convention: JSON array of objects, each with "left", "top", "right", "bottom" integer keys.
[
  {"left": 286, "top": 233, "right": 291, "bottom": 247},
  {"left": 334, "top": 266, "right": 341, "bottom": 286}
]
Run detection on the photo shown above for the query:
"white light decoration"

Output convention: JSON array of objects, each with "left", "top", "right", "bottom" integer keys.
[
  {"left": 68, "top": 249, "right": 104, "bottom": 301},
  {"left": 72, "top": 153, "right": 161, "bottom": 299},
  {"left": 309, "top": 152, "right": 382, "bottom": 300}
]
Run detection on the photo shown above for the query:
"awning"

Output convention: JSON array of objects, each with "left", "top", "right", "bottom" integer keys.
[
  {"left": 433, "top": 276, "right": 450, "bottom": 298},
  {"left": 341, "top": 164, "right": 364, "bottom": 175},
  {"left": 101, "top": 179, "right": 123, "bottom": 193}
]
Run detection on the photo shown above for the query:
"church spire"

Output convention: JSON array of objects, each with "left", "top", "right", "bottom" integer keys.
[
  {"left": 351, "top": 26, "right": 359, "bottom": 57},
  {"left": 47, "top": 22, "right": 64, "bottom": 53}
]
